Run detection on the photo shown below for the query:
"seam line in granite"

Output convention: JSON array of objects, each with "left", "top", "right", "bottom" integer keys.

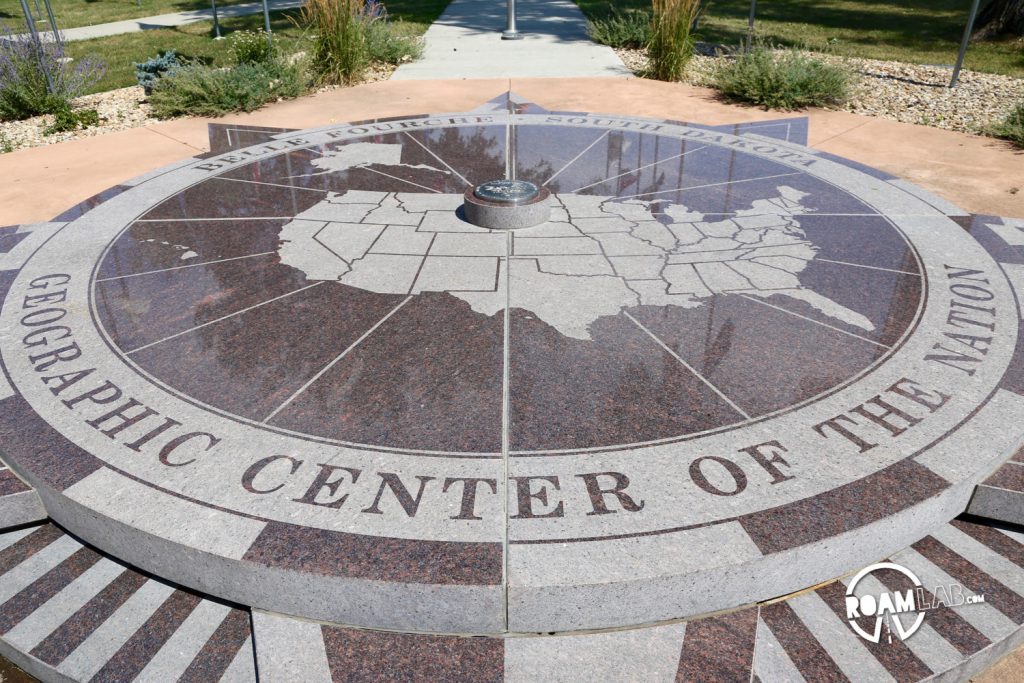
[
  {"left": 748, "top": 605, "right": 761, "bottom": 683},
  {"left": 402, "top": 132, "right": 473, "bottom": 188},
  {"left": 543, "top": 130, "right": 610, "bottom": 187},
  {"left": 262, "top": 295, "right": 413, "bottom": 424},
  {"left": 569, "top": 146, "right": 709, "bottom": 193},
  {"left": 361, "top": 165, "right": 442, "bottom": 194},
  {"left": 739, "top": 294, "right": 890, "bottom": 349},
  {"left": 501, "top": 219, "right": 512, "bottom": 632},
  {"left": 134, "top": 217, "right": 293, "bottom": 223},
  {"left": 813, "top": 257, "right": 922, "bottom": 276},
  {"left": 623, "top": 311, "right": 750, "bottom": 420},
  {"left": 306, "top": 147, "right": 443, "bottom": 195},
  {"left": 614, "top": 171, "right": 803, "bottom": 202},
  {"left": 216, "top": 177, "right": 327, "bottom": 193},
  {"left": 94, "top": 251, "right": 277, "bottom": 282},
  {"left": 125, "top": 282, "right": 325, "bottom": 355}
]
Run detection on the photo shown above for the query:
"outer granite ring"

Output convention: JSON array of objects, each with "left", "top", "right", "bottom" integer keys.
[{"left": 0, "top": 110, "right": 1022, "bottom": 634}]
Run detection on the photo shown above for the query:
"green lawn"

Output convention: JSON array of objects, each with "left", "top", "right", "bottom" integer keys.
[
  {"left": 66, "top": 9, "right": 299, "bottom": 93},
  {"left": 61, "top": 0, "right": 447, "bottom": 94},
  {"left": 1, "top": 0, "right": 448, "bottom": 31},
  {"left": 0, "top": 0, "right": 257, "bottom": 31},
  {"left": 578, "top": 0, "right": 1024, "bottom": 78}
]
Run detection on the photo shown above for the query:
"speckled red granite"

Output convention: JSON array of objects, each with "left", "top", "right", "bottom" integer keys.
[
  {"left": 141, "top": 177, "right": 326, "bottom": 221},
  {"left": 0, "top": 547, "right": 102, "bottom": 634},
  {"left": 176, "top": 607, "right": 251, "bottom": 682},
  {"left": 0, "top": 396, "right": 104, "bottom": 491},
  {"left": 982, "top": 462, "right": 1024, "bottom": 493},
  {"left": 206, "top": 123, "right": 297, "bottom": 155},
  {"left": 874, "top": 567, "right": 990, "bottom": 657},
  {"left": 817, "top": 580, "right": 932, "bottom": 682},
  {"left": 321, "top": 625, "right": 503, "bottom": 683},
  {"left": 52, "top": 185, "right": 131, "bottom": 222},
  {"left": 740, "top": 459, "right": 947, "bottom": 554},
  {"left": 269, "top": 290, "right": 504, "bottom": 452},
  {"left": 759, "top": 602, "right": 848, "bottom": 681},
  {"left": 243, "top": 523, "right": 502, "bottom": 585},
  {"left": 912, "top": 535, "right": 1024, "bottom": 624},
  {"left": 131, "top": 281, "right": 406, "bottom": 426},
  {"left": 676, "top": 608, "right": 757, "bottom": 682},
  {"left": 0, "top": 469, "right": 30, "bottom": 497},
  {"left": 951, "top": 519, "right": 1024, "bottom": 568},
  {"left": 94, "top": 254, "right": 314, "bottom": 352},
  {"left": 89, "top": 589, "right": 202, "bottom": 683},
  {"left": 0, "top": 525, "right": 62, "bottom": 576},
  {"left": 509, "top": 307, "right": 742, "bottom": 450},
  {"left": 998, "top": 320, "right": 1024, "bottom": 397},
  {"left": 31, "top": 569, "right": 148, "bottom": 665},
  {"left": 627, "top": 293, "right": 886, "bottom": 420}
]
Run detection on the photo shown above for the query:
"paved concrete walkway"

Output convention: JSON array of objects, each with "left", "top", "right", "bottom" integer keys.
[
  {"left": 16, "top": 0, "right": 303, "bottom": 42},
  {"left": 391, "top": 0, "right": 630, "bottom": 79}
]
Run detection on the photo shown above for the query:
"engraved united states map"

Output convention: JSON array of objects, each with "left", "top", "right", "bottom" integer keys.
[{"left": 274, "top": 147, "right": 874, "bottom": 340}]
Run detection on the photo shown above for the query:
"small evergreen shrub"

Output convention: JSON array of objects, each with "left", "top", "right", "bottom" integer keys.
[
  {"left": 135, "top": 50, "right": 181, "bottom": 95},
  {"left": 990, "top": 103, "right": 1024, "bottom": 148},
  {"left": 710, "top": 46, "right": 852, "bottom": 110},
  {"left": 587, "top": 7, "right": 651, "bottom": 49},
  {"left": 231, "top": 29, "right": 277, "bottom": 65},
  {"left": 43, "top": 106, "right": 99, "bottom": 135},
  {"left": 0, "top": 131, "right": 13, "bottom": 153},
  {"left": 649, "top": 0, "right": 701, "bottom": 81},
  {"left": 0, "top": 24, "right": 104, "bottom": 121},
  {"left": 149, "top": 60, "right": 306, "bottom": 118}
]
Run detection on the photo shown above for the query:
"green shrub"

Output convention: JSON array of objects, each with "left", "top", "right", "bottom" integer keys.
[
  {"left": 990, "top": 104, "right": 1024, "bottom": 148},
  {"left": 134, "top": 50, "right": 181, "bottom": 96},
  {"left": 0, "top": 24, "right": 104, "bottom": 121},
  {"left": 649, "top": 0, "right": 702, "bottom": 82},
  {"left": 710, "top": 46, "right": 852, "bottom": 110},
  {"left": 364, "top": 20, "right": 422, "bottom": 65},
  {"left": 43, "top": 107, "right": 99, "bottom": 135},
  {"left": 0, "top": 131, "right": 13, "bottom": 153},
  {"left": 231, "top": 30, "right": 277, "bottom": 65},
  {"left": 300, "top": 0, "right": 370, "bottom": 84},
  {"left": 587, "top": 7, "right": 651, "bottom": 49},
  {"left": 149, "top": 60, "right": 306, "bottom": 118}
]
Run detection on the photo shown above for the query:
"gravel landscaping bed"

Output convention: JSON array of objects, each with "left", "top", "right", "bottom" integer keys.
[
  {"left": 2, "top": 51, "right": 1022, "bottom": 153},
  {"left": 0, "top": 62, "right": 396, "bottom": 153},
  {"left": 617, "top": 48, "right": 1024, "bottom": 136}
]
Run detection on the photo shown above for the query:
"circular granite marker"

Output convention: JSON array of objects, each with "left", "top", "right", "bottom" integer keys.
[
  {"left": 475, "top": 179, "right": 540, "bottom": 204},
  {"left": 0, "top": 111, "right": 1021, "bottom": 634},
  {"left": 464, "top": 178, "right": 551, "bottom": 230}
]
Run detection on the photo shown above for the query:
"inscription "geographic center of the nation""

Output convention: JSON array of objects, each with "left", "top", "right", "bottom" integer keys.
[{"left": 13, "top": 264, "right": 1003, "bottom": 524}]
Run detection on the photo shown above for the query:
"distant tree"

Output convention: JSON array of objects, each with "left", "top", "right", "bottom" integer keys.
[{"left": 972, "top": 0, "right": 1024, "bottom": 39}]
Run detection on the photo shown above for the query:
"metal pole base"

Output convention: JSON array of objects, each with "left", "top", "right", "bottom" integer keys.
[{"left": 501, "top": 31, "right": 523, "bottom": 40}]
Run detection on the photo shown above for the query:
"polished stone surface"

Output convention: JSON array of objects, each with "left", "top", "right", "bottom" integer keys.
[
  {"left": 2, "top": 94, "right": 1024, "bottom": 634},
  {"left": 251, "top": 517, "right": 1024, "bottom": 683},
  {"left": 3, "top": 516, "right": 1022, "bottom": 683}
]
